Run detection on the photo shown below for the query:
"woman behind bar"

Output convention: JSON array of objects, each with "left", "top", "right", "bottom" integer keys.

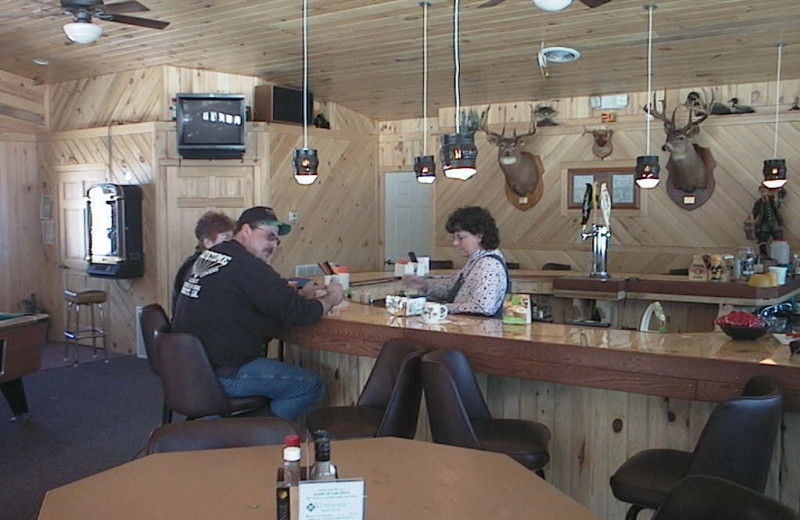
[{"left": 404, "top": 206, "right": 509, "bottom": 317}]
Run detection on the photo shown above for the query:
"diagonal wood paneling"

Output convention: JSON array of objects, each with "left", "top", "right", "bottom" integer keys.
[{"left": 381, "top": 82, "right": 800, "bottom": 275}]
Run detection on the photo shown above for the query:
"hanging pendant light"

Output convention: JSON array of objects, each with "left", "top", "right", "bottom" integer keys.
[
  {"left": 292, "top": 0, "right": 318, "bottom": 185},
  {"left": 762, "top": 43, "right": 788, "bottom": 189},
  {"left": 441, "top": 0, "right": 477, "bottom": 180},
  {"left": 415, "top": 1, "right": 436, "bottom": 184},
  {"left": 635, "top": 4, "right": 660, "bottom": 189}
]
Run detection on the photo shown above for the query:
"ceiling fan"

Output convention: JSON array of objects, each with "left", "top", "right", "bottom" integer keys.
[
  {"left": 59, "top": 0, "right": 168, "bottom": 44},
  {"left": 478, "top": 0, "right": 612, "bottom": 10},
  {"left": 60, "top": 0, "right": 169, "bottom": 29}
]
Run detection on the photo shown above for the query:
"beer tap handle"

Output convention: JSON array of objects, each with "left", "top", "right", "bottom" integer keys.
[{"left": 599, "top": 182, "right": 611, "bottom": 229}]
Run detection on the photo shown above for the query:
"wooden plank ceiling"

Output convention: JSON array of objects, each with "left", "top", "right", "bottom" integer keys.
[{"left": 0, "top": 0, "right": 798, "bottom": 120}]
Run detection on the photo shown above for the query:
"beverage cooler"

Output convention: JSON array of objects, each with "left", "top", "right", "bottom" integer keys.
[{"left": 85, "top": 183, "right": 144, "bottom": 279}]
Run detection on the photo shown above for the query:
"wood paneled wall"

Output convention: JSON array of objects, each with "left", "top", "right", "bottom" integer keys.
[
  {"left": 380, "top": 81, "right": 800, "bottom": 274},
  {"left": 0, "top": 70, "right": 45, "bottom": 312}
]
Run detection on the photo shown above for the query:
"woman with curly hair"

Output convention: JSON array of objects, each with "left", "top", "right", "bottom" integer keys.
[{"left": 403, "top": 206, "right": 509, "bottom": 317}]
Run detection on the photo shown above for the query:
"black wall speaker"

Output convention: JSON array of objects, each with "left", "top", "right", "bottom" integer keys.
[{"left": 254, "top": 85, "right": 313, "bottom": 125}]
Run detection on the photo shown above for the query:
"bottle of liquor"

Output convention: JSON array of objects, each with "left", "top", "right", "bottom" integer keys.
[
  {"left": 282, "top": 434, "right": 302, "bottom": 486},
  {"left": 309, "top": 430, "right": 337, "bottom": 481}
]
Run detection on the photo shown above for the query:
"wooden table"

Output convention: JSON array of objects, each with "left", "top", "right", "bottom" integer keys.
[{"left": 37, "top": 437, "right": 602, "bottom": 520}]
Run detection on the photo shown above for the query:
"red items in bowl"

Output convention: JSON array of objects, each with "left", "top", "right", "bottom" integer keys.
[{"left": 715, "top": 311, "right": 768, "bottom": 340}]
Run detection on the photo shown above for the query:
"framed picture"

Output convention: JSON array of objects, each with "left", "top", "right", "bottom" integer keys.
[
  {"left": 39, "top": 195, "right": 53, "bottom": 220},
  {"left": 566, "top": 166, "right": 639, "bottom": 210}
]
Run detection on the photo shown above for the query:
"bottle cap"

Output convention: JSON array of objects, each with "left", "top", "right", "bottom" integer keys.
[
  {"left": 284, "top": 434, "right": 301, "bottom": 447},
  {"left": 283, "top": 446, "right": 301, "bottom": 462}
]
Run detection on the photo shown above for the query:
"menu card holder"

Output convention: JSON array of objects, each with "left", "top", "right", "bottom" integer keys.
[{"left": 276, "top": 468, "right": 365, "bottom": 520}]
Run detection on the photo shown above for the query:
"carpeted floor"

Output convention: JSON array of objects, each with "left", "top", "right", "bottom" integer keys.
[{"left": 0, "top": 352, "right": 162, "bottom": 520}]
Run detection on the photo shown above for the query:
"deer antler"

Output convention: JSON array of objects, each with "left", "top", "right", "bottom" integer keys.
[
  {"left": 511, "top": 105, "right": 537, "bottom": 140},
  {"left": 677, "top": 90, "right": 713, "bottom": 134},
  {"left": 644, "top": 91, "right": 676, "bottom": 131},
  {"left": 479, "top": 105, "right": 507, "bottom": 139}
]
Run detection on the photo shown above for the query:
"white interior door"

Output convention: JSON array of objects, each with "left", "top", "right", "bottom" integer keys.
[{"left": 383, "top": 171, "right": 433, "bottom": 267}]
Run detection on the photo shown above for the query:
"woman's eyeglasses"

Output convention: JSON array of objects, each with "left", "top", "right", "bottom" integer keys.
[{"left": 451, "top": 232, "right": 473, "bottom": 242}]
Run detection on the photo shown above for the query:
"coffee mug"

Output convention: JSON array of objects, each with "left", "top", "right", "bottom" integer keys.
[{"left": 422, "top": 302, "right": 449, "bottom": 324}]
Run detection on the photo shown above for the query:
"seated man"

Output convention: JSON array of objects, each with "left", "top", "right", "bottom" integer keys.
[
  {"left": 172, "top": 211, "right": 235, "bottom": 317},
  {"left": 172, "top": 206, "right": 344, "bottom": 420}
]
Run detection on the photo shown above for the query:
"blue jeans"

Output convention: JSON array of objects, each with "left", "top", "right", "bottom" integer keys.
[{"left": 218, "top": 357, "right": 324, "bottom": 421}]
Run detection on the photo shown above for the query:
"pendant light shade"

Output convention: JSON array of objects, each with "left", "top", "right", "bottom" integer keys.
[
  {"left": 637, "top": 4, "right": 660, "bottom": 189},
  {"left": 762, "top": 43, "right": 788, "bottom": 189},
  {"left": 293, "top": 148, "right": 319, "bottom": 185},
  {"left": 532, "top": 0, "right": 572, "bottom": 11},
  {"left": 441, "top": 133, "right": 477, "bottom": 180},
  {"left": 293, "top": 0, "right": 318, "bottom": 186},
  {"left": 762, "top": 158, "right": 787, "bottom": 189},
  {"left": 635, "top": 155, "right": 661, "bottom": 189},
  {"left": 440, "top": 0, "right": 478, "bottom": 182},
  {"left": 414, "top": 2, "right": 436, "bottom": 184},
  {"left": 415, "top": 155, "right": 436, "bottom": 184}
]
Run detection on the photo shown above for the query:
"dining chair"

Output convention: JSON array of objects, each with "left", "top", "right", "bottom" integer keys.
[
  {"left": 153, "top": 330, "right": 269, "bottom": 420},
  {"left": 306, "top": 338, "right": 426, "bottom": 439},
  {"left": 146, "top": 416, "right": 301, "bottom": 454},
  {"left": 610, "top": 375, "right": 783, "bottom": 520},
  {"left": 421, "top": 348, "right": 550, "bottom": 475},
  {"left": 651, "top": 475, "right": 799, "bottom": 520},
  {"left": 138, "top": 303, "right": 172, "bottom": 424}
]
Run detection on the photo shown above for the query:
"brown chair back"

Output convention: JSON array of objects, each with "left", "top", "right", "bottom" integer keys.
[
  {"left": 154, "top": 330, "right": 249, "bottom": 419},
  {"left": 147, "top": 417, "right": 302, "bottom": 454},
  {"left": 421, "top": 349, "right": 491, "bottom": 450},
  {"left": 652, "top": 475, "right": 799, "bottom": 520},
  {"left": 139, "top": 303, "right": 170, "bottom": 376},
  {"left": 357, "top": 339, "right": 426, "bottom": 438},
  {"left": 687, "top": 376, "right": 783, "bottom": 492}
]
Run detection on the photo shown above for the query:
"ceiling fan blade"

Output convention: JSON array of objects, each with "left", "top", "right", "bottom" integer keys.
[
  {"left": 101, "top": 1, "right": 150, "bottom": 14},
  {"left": 477, "top": 0, "right": 506, "bottom": 7},
  {"left": 578, "top": 0, "right": 612, "bottom": 7},
  {"left": 105, "top": 13, "right": 169, "bottom": 29}
]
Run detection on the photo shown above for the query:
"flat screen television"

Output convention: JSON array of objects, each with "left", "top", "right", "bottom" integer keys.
[{"left": 176, "top": 93, "right": 246, "bottom": 159}]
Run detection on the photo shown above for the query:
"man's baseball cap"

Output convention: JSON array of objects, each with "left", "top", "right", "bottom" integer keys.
[{"left": 236, "top": 206, "right": 291, "bottom": 235}]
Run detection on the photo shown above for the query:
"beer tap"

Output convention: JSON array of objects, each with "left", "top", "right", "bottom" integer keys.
[{"left": 580, "top": 182, "right": 611, "bottom": 279}]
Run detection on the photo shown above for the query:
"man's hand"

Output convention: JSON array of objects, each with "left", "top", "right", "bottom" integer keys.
[
  {"left": 318, "top": 281, "right": 345, "bottom": 313},
  {"left": 298, "top": 280, "right": 322, "bottom": 298}
]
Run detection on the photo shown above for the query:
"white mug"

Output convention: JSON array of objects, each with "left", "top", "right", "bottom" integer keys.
[{"left": 422, "top": 302, "right": 449, "bottom": 324}]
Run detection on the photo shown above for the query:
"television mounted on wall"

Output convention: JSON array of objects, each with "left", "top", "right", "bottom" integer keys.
[{"left": 176, "top": 93, "right": 246, "bottom": 159}]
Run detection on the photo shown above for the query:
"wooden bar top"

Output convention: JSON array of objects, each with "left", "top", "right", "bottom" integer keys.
[{"left": 284, "top": 301, "right": 800, "bottom": 411}]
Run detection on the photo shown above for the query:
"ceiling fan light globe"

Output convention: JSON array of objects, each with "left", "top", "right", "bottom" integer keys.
[
  {"left": 63, "top": 21, "right": 103, "bottom": 44},
  {"left": 532, "top": 0, "right": 573, "bottom": 12}
]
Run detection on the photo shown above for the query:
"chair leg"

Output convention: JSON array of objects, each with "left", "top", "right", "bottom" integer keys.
[
  {"left": 625, "top": 504, "right": 644, "bottom": 520},
  {"left": 161, "top": 401, "right": 173, "bottom": 425}
]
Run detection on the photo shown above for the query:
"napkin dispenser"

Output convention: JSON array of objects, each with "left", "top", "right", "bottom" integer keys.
[{"left": 385, "top": 295, "right": 426, "bottom": 316}]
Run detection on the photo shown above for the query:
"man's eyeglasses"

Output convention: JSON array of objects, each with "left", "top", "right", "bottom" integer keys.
[{"left": 253, "top": 226, "right": 281, "bottom": 245}]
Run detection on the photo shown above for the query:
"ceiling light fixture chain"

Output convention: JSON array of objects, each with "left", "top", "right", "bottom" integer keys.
[
  {"left": 454, "top": 0, "right": 462, "bottom": 132},
  {"left": 423, "top": 1, "right": 430, "bottom": 154},
  {"left": 303, "top": 0, "right": 309, "bottom": 149},
  {"left": 773, "top": 42, "right": 784, "bottom": 158},
  {"left": 645, "top": 3, "right": 656, "bottom": 156}
]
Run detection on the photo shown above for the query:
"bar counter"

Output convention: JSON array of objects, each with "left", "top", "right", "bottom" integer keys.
[{"left": 285, "top": 299, "right": 800, "bottom": 411}]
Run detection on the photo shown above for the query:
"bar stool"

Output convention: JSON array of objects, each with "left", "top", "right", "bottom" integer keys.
[{"left": 63, "top": 289, "right": 108, "bottom": 365}]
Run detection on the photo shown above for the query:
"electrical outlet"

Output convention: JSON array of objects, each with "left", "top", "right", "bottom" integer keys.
[{"left": 288, "top": 210, "right": 300, "bottom": 225}]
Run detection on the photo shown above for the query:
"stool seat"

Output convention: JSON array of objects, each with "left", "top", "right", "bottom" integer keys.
[{"left": 64, "top": 289, "right": 107, "bottom": 305}]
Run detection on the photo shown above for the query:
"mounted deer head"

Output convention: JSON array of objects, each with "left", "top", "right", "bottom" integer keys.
[
  {"left": 645, "top": 91, "right": 713, "bottom": 193},
  {"left": 479, "top": 106, "right": 540, "bottom": 198},
  {"left": 582, "top": 127, "right": 614, "bottom": 160}
]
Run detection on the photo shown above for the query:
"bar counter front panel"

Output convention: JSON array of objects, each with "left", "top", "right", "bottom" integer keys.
[{"left": 283, "top": 298, "right": 800, "bottom": 520}]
